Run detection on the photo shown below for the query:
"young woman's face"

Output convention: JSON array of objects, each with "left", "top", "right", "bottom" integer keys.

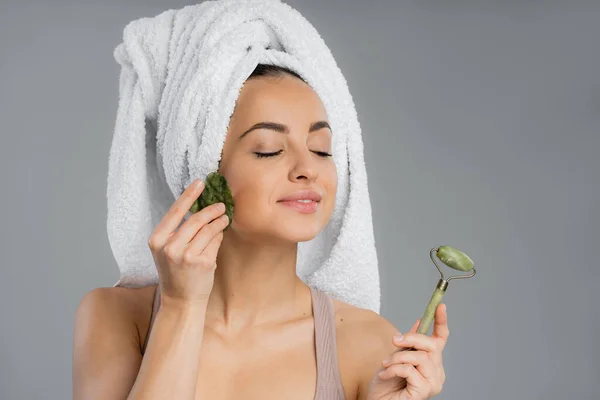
[{"left": 218, "top": 74, "right": 337, "bottom": 244}]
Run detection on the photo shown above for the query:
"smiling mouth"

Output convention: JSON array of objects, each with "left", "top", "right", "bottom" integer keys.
[{"left": 277, "top": 199, "right": 319, "bottom": 213}]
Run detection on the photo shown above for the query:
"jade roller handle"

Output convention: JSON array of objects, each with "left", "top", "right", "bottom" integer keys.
[
  {"left": 398, "top": 246, "right": 475, "bottom": 351},
  {"left": 397, "top": 280, "right": 447, "bottom": 353},
  {"left": 416, "top": 280, "right": 448, "bottom": 335}
]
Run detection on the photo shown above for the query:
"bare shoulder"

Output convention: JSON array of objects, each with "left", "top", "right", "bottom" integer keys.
[
  {"left": 331, "top": 298, "right": 401, "bottom": 399},
  {"left": 332, "top": 297, "right": 400, "bottom": 350},
  {"left": 72, "top": 284, "right": 157, "bottom": 399},
  {"left": 76, "top": 284, "right": 156, "bottom": 313},
  {"left": 74, "top": 284, "right": 157, "bottom": 347}
]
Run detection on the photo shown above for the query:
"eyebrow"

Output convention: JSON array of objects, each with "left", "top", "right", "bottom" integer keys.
[{"left": 239, "top": 120, "right": 331, "bottom": 140}]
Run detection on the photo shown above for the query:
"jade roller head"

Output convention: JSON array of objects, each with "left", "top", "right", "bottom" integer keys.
[
  {"left": 434, "top": 245, "right": 475, "bottom": 274},
  {"left": 414, "top": 246, "right": 476, "bottom": 336}
]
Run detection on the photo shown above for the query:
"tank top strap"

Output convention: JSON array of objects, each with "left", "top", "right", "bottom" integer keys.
[
  {"left": 310, "top": 286, "right": 346, "bottom": 400},
  {"left": 141, "top": 285, "right": 160, "bottom": 355}
]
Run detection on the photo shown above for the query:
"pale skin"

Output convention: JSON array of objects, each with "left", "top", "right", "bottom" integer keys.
[{"left": 73, "top": 73, "right": 448, "bottom": 400}]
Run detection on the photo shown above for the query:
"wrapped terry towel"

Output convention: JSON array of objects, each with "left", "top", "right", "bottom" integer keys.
[{"left": 107, "top": 0, "right": 381, "bottom": 313}]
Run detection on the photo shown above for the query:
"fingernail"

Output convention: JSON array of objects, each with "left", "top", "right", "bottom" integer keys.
[
  {"left": 381, "top": 359, "right": 390, "bottom": 366},
  {"left": 195, "top": 179, "right": 204, "bottom": 189},
  {"left": 393, "top": 335, "right": 404, "bottom": 343}
]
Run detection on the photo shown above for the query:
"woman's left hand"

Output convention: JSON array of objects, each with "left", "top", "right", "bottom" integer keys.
[{"left": 365, "top": 304, "right": 448, "bottom": 400}]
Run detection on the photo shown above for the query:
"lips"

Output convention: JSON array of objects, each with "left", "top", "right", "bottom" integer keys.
[
  {"left": 277, "top": 189, "right": 322, "bottom": 202},
  {"left": 277, "top": 200, "right": 319, "bottom": 213},
  {"left": 277, "top": 189, "right": 322, "bottom": 214}
]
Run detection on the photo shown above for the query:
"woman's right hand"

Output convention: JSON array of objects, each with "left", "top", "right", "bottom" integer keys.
[{"left": 148, "top": 178, "right": 229, "bottom": 308}]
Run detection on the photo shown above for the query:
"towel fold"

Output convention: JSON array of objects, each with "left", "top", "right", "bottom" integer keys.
[{"left": 107, "top": 0, "right": 381, "bottom": 313}]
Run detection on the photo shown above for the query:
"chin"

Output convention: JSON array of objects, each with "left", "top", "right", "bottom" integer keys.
[
  {"left": 228, "top": 220, "right": 324, "bottom": 245},
  {"left": 247, "top": 221, "right": 326, "bottom": 244},
  {"left": 277, "top": 218, "right": 328, "bottom": 243},
  {"left": 282, "top": 229, "right": 322, "bottom": 243},
  {"left": 275, "top": 207, "right": 332, "bottom": 243}
]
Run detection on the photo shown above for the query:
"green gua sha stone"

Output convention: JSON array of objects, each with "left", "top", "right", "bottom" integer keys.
[
  {"left": 436, "top": 245, "right": 474, "bottom": 272},
  {"left": 189, "top": 172, "right": 234, "bottom": 230}
]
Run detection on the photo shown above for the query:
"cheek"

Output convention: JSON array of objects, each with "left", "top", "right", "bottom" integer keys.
[
  {"left": 328, "top": 166, "right": 338, "bottom": 190},
  {"left": 323, "top": 163, "right": 338, "bottom": 204},
  {"left": 225, "top": 169, "right": 274, "bottom": 223}
]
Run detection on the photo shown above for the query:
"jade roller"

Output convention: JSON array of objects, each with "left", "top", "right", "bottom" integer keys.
[{"left": 400, "top": 246, "right": 476, "bottom": 351}]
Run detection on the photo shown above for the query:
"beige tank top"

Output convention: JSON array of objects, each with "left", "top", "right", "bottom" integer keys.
[{"left": 141, "top": 285, "right": 346, "bottom": 399}]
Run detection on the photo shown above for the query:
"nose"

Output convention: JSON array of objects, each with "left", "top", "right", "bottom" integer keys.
[{"left": 288, "top": 147, "right": 319, "bottom": 183}]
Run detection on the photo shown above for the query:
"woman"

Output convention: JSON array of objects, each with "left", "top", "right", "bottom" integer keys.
[{"left": 73, "top": 63, "right": 448, "bottom": 399}]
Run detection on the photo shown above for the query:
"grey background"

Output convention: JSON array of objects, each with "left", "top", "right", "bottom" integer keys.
[{"left": 1, "top": 0, "right": 598, "bottom": 398}]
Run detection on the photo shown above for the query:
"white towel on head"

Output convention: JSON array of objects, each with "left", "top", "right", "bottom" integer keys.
[{"left": 107, "top": 0, "right": 381, "bottom": 313}]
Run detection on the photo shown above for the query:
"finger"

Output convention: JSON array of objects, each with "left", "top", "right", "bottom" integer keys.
[
  {"left": 151, "top": 179, "right": 205, "bottom": 244},
  {"left": 381, "top": 349, "right": 428, "bottom": 368},
  {"left": 170, "top": 202, "right": 226, "bottom": 247},
  {"left": 198, "top": 229, "right": 225, "bottom": 261},
  {"left": 393, "top": 332, "right": 437, "bottom": 353},
  {"left": 432, "top": 303, "right": 450, "bottom": 344},
  {"left": 377, "top": 363, "right": 428, "bottom": 394},
  {"left": 381, "top": 350, "right": 439, "bottom": 384},
  {"left": 186, "top": 214, "right": 229, "bottom": 256},
  {"left": 392, "top": 320, "right": 419, "bottom": 351},
  {"left": 409, "top": 318, "right": 421, "bottom": 334}
]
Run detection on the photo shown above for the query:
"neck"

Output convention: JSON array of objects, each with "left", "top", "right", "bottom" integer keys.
[{"left": 204, "top": 230, "right": 309, "bottom": 333}]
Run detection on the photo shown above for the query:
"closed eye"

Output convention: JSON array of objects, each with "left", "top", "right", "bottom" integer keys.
[
  {"left": 253, "top": 151, "right": 282, "bottom": 158},
  {"left": 253, "top": 150, "right": 332, "bottom": 158}
]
